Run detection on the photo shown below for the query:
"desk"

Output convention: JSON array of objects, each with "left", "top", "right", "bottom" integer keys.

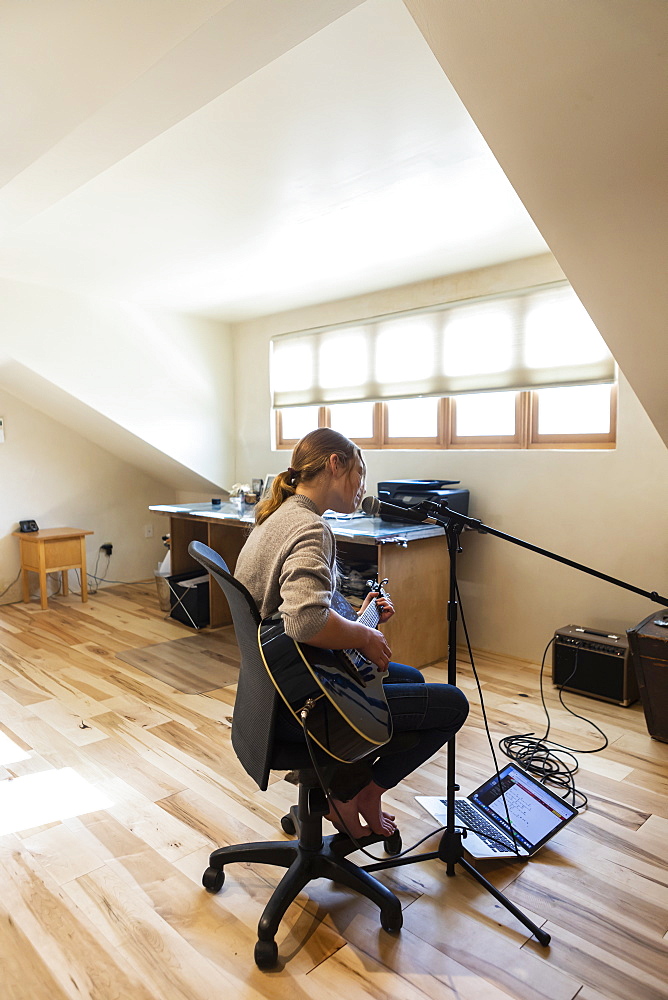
[
  {"left": 150, "top": 502, "right": 448, "bottom": 667},
  {"left": 14, "top": 527, "right": 94, "bottom": 610}
]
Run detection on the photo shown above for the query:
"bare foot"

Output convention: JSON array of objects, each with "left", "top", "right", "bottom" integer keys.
[
  {"left": 356, "top": 781, "right": 396, "bottom": 836},
  {"left": 325, "top": 797, "right": 371, "bottom": 839}
]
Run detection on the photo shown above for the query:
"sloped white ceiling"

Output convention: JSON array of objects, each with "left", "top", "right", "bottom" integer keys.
[
  {"left": 0, "top": 0, "right": 547, "bottom": 319},
  {"left": 0, "top": 360, "right": 224, "bottom": 492},
  {"left": 406, "top": 0, "right": 668, "bottom": 444}
]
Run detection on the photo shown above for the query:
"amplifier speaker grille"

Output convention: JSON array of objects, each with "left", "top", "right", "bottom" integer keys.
[{"left": 552, "top": 625, "right": 637, "bottom": 706}]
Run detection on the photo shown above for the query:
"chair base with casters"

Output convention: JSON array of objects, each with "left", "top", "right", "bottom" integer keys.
[{"left": 203, "top": 770, "right": 403, "bottom": 970}]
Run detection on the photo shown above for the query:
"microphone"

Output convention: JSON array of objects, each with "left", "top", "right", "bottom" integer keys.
[{"left": 361, "top": 495, "right": 441, "bottom": 525}]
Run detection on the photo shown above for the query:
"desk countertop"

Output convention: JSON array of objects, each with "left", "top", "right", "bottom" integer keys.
[{"left": 149, "top": 502, "right": 444, "bottom": 545}]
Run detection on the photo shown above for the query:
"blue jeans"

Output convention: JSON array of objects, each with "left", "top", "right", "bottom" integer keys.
[{"left": 275, "top": 662, "right": 469, "bottom": 799}]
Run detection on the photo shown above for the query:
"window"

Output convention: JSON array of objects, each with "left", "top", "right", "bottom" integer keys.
[
  {"left": 384, "top": 397, "right": 442, "bottom": 447},
  {"left": 277, "top": 405, "right": 320, "bottom": 443},
  {"left": 449, "top": 391, "right": 522, "bottom": 449},
  {"left": 273, "top": 282, "right": 616, "bottom": 451},
  {"left": 530, "top": 384, "right": 616, "bottom": 447},
  {"left": 276, "top": 383, "right": 616, "bottom": 451},
  {"left": 328, "top": 401, "right": 377, "bottom": 443}
]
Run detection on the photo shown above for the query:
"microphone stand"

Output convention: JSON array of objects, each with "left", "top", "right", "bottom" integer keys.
[{"left": 362, "top": 501, "right": 668, "bottom": 948}]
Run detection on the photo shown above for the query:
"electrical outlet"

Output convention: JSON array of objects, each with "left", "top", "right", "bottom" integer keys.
[{"left": 144, "top": 524, "right": 154, "bottom": 538}]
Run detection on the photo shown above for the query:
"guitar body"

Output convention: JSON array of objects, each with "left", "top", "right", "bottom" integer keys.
[{"left": 259, "top": 588, "right": 393, "bottom": 763}]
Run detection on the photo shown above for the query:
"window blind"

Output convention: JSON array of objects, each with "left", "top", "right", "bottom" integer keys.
[{"left": 270, "top": 283, "right": 615, "bottom": 408}]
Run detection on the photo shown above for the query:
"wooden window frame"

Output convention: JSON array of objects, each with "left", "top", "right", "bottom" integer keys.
[
  {"left": 447, "top": 392, "right": 528, "bottom": 450},
  {"left": 275, "top": 384, "right": 617, "bottom": 451},
  {"left": 527, "top": 384, "right": 617, "bottom": 450},
  {"left": 382, "top": 397, "right": 448, "bottom": 449},
  {"left": 275, "top": 406, "right": 327, "bottom": 450},
  {"left": 323, "top": 401, "right": 383, "bottom": 449}
]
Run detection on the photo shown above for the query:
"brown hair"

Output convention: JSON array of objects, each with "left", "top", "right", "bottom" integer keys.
[{"left": 255, "top": 428, "right": 365, "bottom": 525}]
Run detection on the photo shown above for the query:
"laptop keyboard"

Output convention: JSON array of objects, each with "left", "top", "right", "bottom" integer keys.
[{"left": 454, "top": 800, "right": 518, "bottom": 853}]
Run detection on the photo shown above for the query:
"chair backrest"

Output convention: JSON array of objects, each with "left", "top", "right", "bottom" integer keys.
[{"left": 188, "top": 540, "right": 279, "bottom": 790}]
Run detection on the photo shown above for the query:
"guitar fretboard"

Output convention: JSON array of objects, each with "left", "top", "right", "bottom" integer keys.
[
  {"left": 357, "top": 600, "right": 380, "bottom": 631},
  {"left": 344, "top": 597, "right": 381, "bottom": 666}
]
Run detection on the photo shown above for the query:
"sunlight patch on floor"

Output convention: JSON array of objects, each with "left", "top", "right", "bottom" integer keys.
[
  {"left": 0, "top": 767, "right": 113, "bottom": 835},
  {"left": 0, "top": 731, "right": 30, "bottom": 765}
]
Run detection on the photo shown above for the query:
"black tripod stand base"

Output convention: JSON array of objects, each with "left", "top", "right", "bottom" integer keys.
[
  {"left": 457, "top": 856, "right": 551, "bottom": 946},
  {"left": 437, "top": 825, "right": 550, "bottom": 946},
  {"left": 365, "top": 847, "right": 551, "bottom": 948}
]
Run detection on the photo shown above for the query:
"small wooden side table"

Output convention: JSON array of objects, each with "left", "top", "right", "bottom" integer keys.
[{"left": 13, "top": 527, "right": 94, "bottom": 610}]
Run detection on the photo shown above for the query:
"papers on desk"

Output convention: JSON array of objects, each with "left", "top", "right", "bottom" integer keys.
[{"left": 323, "top": 510, "right": 368, "bottom": 520}]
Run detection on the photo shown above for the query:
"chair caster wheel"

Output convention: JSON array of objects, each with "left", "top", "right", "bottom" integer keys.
[
  {"left": 380, "top": 907, "right": 403, "bottom": 934},
  {"left": 280, "top": 813, "right": 296, "bottom": 835},
  {"left": 384, "top": 830, "right": 402, "bottom": 855},
  {"left": 254, "top": 938, "right": 278, "bottom": 969},
  {"left": 202, "top": 866, "right": 225, "bottom": 893}
]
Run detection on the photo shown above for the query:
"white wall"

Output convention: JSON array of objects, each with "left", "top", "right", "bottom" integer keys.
[
  {"left": 0, "top": 277, "right": 235, "bottom": 489},
  {"left": 0, "top": 388, "right": 175, "bottom": 604},
  {"left": 232, "top": 255, "right": 668, "bottom": 662}
]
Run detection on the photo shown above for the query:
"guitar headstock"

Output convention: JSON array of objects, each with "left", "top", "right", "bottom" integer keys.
[{"left": 365, "top": 575, "right": 390, "bottom": 598}]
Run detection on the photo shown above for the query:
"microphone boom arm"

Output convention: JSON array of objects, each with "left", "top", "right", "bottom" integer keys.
[{"left": 418, "top": 499, "right": 668, "bottom": 608}]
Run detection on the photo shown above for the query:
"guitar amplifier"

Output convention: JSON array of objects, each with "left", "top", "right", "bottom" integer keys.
[
  {"left": 552, "top": 625, "right": 638, "bottom": 706},
  {"left": 626, "top": 610, "right": 668, "bottom": 742}
]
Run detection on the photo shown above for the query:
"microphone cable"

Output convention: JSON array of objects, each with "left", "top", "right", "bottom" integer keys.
[
  {"left": 454, "top": 581, "right": 523, "bottom": 855},
  {"left": 497, "top": 635, "right": 609, "bottom": 810}
]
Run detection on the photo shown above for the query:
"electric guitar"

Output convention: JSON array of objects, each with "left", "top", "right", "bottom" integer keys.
[{"left": 258, "top": 579, "right": 393, "bottom": 763}]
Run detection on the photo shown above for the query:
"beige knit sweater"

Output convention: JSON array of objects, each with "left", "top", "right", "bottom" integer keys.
[{"left": 235, "top": 494, "right": 336, "bottom": 642}]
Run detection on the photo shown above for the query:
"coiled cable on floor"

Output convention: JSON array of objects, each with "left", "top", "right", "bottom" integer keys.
[{"left": 497, "top": 636, "right": 610, "bottom": 810}]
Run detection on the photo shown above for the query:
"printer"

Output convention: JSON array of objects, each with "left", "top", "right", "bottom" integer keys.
[{"left": 377, "top": 480, "right": 470, "bottom": 524}]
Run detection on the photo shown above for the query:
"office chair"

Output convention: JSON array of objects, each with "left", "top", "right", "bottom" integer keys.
[{"left": 188, "top": 540, "right": 403, "bottom": 969}]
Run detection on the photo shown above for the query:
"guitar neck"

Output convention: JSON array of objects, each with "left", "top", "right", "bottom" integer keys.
[
  {"left": 357, "top": 599, "right": 380, "bottom": 631},
  {"left": 330, "top": 587, "right": 385, "bottom": 665},
  {"left": 345, "top": 599, "right": 380, "bottom": 662}
]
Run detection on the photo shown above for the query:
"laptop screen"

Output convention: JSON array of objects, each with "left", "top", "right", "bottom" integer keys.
[{"left": 470, "top": 763, "right": 578, "bottom": 852}]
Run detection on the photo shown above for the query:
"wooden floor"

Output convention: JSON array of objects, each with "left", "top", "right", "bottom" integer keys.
[{"left": 0, "top": 583, "right": 667, "bottom": 1000}]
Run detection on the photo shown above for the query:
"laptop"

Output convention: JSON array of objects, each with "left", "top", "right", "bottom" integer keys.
[{"left": 416, "top": 762, "right": 578, "bottom": 860}]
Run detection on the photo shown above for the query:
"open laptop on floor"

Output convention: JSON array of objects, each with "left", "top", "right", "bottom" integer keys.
[{"left": 416, "top": 762, "right": 578, "bottom": 860}]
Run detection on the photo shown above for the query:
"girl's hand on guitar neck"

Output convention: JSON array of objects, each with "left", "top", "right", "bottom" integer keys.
[{"left": 359, "top": 590, "right": 395, "bottom": 624}]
